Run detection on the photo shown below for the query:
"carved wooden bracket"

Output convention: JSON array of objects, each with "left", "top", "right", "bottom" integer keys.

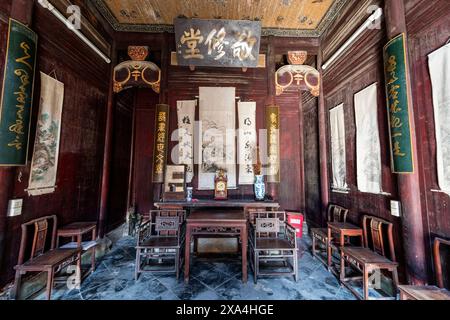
[
  {"left": 113, "top": 46, "right": 161, "bottom": 94},
  {"left": 275, "top": 51, "right": 320, "bottom": 97}
]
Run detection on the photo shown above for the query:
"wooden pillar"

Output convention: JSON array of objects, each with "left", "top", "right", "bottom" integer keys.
[
  {"left": 98, "top": 43, "right": 117, "bottom": 238},
  {"left": 317, "top": 49, "right": 330, "bottom": 225},
  {"left": 0, "top": 0, "right": 34, "bottom": 280},
  {"left": 385, "top": 0, "right": 427, "bottom": 285}
]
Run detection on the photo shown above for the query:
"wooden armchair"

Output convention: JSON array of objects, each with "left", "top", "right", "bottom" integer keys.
[
  {"left": 398, "top": 237, "right": 450, "bottom": 300},
  {"left": 340, "top": 215, "right": 399, "bottom": 300},
  {"left": 248, "top": 211, "right": 298, "bottom": 283},
  {"left": 135, "top": 209, "right": 186, "bottom": 280},
  {"left": 11, "top": 215, "right": 81, "bottom": 300},
  {"left": 311, "top": 204, "right": 348, "bottom": 266}
]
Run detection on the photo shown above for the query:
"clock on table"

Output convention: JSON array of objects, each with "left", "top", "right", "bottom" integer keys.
[{"left": 214, "top": 169, "right": 228, "bottom": 200}]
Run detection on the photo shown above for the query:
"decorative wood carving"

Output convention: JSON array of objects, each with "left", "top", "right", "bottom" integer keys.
[
  {"left": 276, "top": 51, "right": 320, "bottom": 97},
  {"left": 113, "top": 46, "right": 161, "bottom": 94}
]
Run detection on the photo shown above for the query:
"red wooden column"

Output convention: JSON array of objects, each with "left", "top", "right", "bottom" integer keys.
[
  {"left": 0, "top": 0, "right": 34, "bottom": 278},
  {"left": 385, "top": 0, "right": 427, "bottom": 285},
  {"left": 98, "top": 43, "right": 117, "bottom": 238},
  {"left": 317, "top": 49, "right": 330, "bottom": 225}
]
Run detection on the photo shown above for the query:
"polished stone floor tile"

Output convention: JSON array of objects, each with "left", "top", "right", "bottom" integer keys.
[{"left": 46, "top": 233, "right": 361, "bottom": 300}]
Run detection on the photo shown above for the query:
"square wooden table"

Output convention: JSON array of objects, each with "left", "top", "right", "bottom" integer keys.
[
  {"left": 327, "top": 222, "right": 363, "bottom": 271},
  {"left": 57, "top": 222, "right": 97, "bottom": 276},
  {"left": 184, "top": 210, "right": 248, "bottom": 284}
]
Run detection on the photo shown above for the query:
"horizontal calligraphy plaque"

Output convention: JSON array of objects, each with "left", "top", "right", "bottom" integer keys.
[
  {"left": 174, "top": 18, "right": 261, "bottom": 68},
  {"left": 0, "top": 19, "right": 37, "bottom": 166},
  {"left": 383, "top": 33, "right": 414, "bottom": 173}
]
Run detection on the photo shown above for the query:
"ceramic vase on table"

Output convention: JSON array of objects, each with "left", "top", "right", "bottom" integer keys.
[{"left": 254, "top": 175, "right": 265, "bottom": 201}]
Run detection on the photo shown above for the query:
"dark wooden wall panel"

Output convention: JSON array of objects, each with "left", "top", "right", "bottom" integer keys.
[
  {"left": 303, "top": 96, "right": 321, "bottom": 226},
  {"left": 133, "top": 89, "right": 159, "bottom": 213},
  {"left": 0, "top": 4, "right": 110, "bottom": 286},
  {"left": 107, "top": 91, "right": 133, "bottom": 232}
]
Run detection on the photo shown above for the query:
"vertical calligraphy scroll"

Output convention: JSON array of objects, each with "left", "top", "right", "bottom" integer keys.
[
  {"left": 238, "top": 101, "right": 257, "bottom": 185},
  {"left": 152, "top": 104, "right": 170, "bottom": 183},
  {"left": 176, "top": 100, "right": 196, "bottom": 183},
  {"left": 383, "top": 33, "right": 414, "bottom": 173},
  {"left": 265, "top": 106, "right": 280, "bottom": 183},
  {"left": 0, "top": 19, "right": 37, "bottom": 165}
]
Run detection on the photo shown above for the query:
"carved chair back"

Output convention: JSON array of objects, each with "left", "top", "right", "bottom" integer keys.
[
  {"left": 17, "top": 215, "right": 58, "bottom": 265},
  {"left": 251, "top": 211, "right": 286, "bottom": 238},
  {"left": 434, "top": 237, "right": 450, "bottom": 289},
  {"left": 138, "top": 210, "right": 186, "bottom": 244},
  {"left": 327, "top": 204, "right": 348, "bottom": 223},
  {"left": 362, "top": 215, "right": 396, "bottom": 262}
]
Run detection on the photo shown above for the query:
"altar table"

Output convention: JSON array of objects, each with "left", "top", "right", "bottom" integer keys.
[
  {"left": 155, "top": 199, "right": 280, "bottom": 210},
  {"left": 184, "top": 209, "right": 248, "bottom": 284}
]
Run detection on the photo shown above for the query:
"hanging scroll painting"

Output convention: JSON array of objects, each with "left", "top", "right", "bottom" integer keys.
[
  {"left": 238, "top": 101, "right": 257, "bottom": 185},
  {"left": 0, "top": 19, "right": 38, "bottom": 166},
  {"left": 429, "top": 43, "right": 450, "bottom": 193},
  {"left": 176, "top": 100, "right": 196, "bottom": 183},
  {"left": 28, "top": 72, "right": 64, "bottom": 196},
  {"left": 330, "top": 104, "right": 348, "bottom": 190},
  {"left": 152, "top": 104, "right": 170, "bottom": 183},
  {"left": 198, "top": 87, "right": 236, "bottom": 190},
  {"left": 354, "top": 83, "right": 382, "bottom": 194}
]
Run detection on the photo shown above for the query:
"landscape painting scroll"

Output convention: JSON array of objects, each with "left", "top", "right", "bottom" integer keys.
[
  {"left": 198, "top": 87, "right": 236, "bottom": 189},
  {"left": 176, "top": 100, "right": 196, "bottom": 183},
  {"left": 330, "top": 104, "right": 348, "bottom": 190},
  {"left": 354, "top": 83, "right": 382, "bottom": 194},
  {"left": 429, "top": 43, "right": 450, "bottom": 193},
  {"left": 238, "top": 101, "right": 257, "bottom": 185},
  {"left": 28, "top": 72, "right": 64, "bottom": 196}
]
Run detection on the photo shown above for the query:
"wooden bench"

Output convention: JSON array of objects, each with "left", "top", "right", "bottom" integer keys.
[
  {"left": 11, "top": 215, "right": 81, "bottom": 300},
  {"left": 399, "top": 237, "right": 450, "bottom": 300}
]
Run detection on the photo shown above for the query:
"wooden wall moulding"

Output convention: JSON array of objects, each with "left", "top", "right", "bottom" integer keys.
[
  {"left": 113, "top": 46, "right": 161, "bottom": 94},
  {"left": 276, "top": 51, "right": 320, "bottom": 97}
]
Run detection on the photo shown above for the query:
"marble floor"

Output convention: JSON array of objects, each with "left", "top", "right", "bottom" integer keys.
[{"left": 39, "top": 231, "right": 359, "bottom": 301}]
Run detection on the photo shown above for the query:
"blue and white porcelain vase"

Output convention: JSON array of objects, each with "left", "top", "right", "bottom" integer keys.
[{"left": 254, "top": 175, "right": 265, "bottom": 201}]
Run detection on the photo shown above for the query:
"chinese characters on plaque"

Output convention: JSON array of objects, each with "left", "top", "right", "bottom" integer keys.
[
  {"left": 175, "top": 18, "right": 261, "bottom": 68},
  {"left": 266, "top": 106, "right": 280, "bottom": 183},
  {"left": 383, "top": 33, "right": 414, "bottom": 173},
  {"left": 152, "top": 104, "right": 170, "bottom": 183},
  {"left": 0, "top": 19, "right": 37, "bottom": 165}
]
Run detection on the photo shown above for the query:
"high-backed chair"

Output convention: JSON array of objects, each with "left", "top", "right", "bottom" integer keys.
[
  {"left": 398, "top": 237, "right": 450, "bottom": 300},
  {"left": 135, "top": 209, "right": 186, "bottom": 280},
  {"left": 311, "top": 204, "right": 348, "bottom": 266},
  {"left": 12, "top": 215, "right": 82, "bottom": 300},
  {"left": 248, "top": 211, "right": 298, "bottom": 283},
  {"left": 340, "top": 215, "right": 399, "bottom": 300}
]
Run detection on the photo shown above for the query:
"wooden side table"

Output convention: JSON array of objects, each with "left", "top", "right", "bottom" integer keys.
[
  {"left": 57, "top": 222, "right": 97, "bottom": 277},
  {"left": 327, "top": 222, "right": 363, "bottom": 274},
  {"left": 184, "top": 210, "right": 248, "bottom": 284}
]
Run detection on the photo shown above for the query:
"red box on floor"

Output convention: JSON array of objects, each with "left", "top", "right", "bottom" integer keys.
[{"left": 286, "top": 212, "right": 304, "bottom": 238}]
